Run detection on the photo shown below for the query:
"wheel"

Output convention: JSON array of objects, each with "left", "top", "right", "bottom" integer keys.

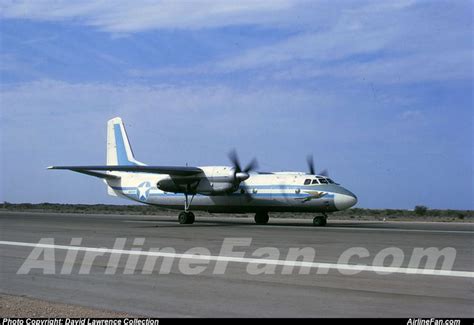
[
  {"left": 178, "top": 212, "right": 187, "bottom": 224},
  {"left": 254, "top": 212, "right": 269, "bottom": 225},
  {"left": 186, "top": 212, "right": 195, "bottom": 224},
  {"left": 178, "top": 212, "right": 195, "bottom": 224},
  {"left": 313, "top": 216, "right": 327, "bottom": 227}
]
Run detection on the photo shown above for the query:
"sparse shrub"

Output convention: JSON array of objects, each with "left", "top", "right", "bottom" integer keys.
[{"left": 414, "top": 205, "right": 428, "bottom": 215}]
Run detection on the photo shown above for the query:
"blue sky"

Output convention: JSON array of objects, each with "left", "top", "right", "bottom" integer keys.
[{"left": 0, "top": 0, "right": 472, "bottom": 209}]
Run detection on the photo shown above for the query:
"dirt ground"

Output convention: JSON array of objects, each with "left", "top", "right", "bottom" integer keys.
[{"left": 0, "top": 293, "right": 138, "bottom": 317}]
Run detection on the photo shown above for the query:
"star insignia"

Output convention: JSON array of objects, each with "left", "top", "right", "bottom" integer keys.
[{"left": 137, "top": 182, "right": 152, "bottom": 201}]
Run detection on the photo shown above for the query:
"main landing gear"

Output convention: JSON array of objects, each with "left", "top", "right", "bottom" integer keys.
[
  {"left": 254, "top": 212, "right": 269, "bottom": 225},
  {"left": 313, "top": 213, "right": 328, "bottom": 227},
  {"left": 178, "top": 211, "right": 195, "bottom": 224},
  {"left": 178, "top": 192, "right": 196, "bottom": 224}
]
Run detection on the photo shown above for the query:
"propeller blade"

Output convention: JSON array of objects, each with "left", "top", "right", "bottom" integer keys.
[
  {"left": 306, "top": 155, "right": 315, "bottom": 175},
  {"left": 244, "top": 158, "right": 259, "bottom": 173},
  {"left": 228, "top": 149, "right": 242, "bottom": 173},
  {"left": 319, "top": 169, "right": 329, "bottom": 177}
]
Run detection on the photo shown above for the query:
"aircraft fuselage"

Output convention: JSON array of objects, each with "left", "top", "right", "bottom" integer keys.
[{"left": 106, "top": 170, "right": 357, "bottom": 213}]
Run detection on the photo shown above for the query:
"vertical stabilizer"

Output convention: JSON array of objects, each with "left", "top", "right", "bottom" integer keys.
[{"left": 107, "top": 117, "right": 145, "bottom": 166}]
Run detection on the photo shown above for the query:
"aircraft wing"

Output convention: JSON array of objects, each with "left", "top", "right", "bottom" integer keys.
[{"left": 48, "top": 165, "right": 203, "bottom": 177}]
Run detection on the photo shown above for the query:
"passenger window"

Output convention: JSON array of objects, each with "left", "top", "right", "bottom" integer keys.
[
  {"left": 304, "top": 179, "right": 311, "bottom": 185},
  {"left": 319, "top": 178, "right": 328, "bottom": 184},
  {"left": 312, "top": 179, "right": 319, "bottom": 184},
  {"left": 327, "top": 178, "right": 334, "bottom": 184}
]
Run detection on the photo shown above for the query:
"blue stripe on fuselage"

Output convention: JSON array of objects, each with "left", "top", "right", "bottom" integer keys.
[
  {"left": 112, "top": 184, "right": 349, "bottom": 195},
  {"left": 110, "top": 186, "right": 336, "bottom": 199}
]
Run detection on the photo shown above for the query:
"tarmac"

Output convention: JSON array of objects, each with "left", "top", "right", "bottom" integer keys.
[{"left": 0, "top": 211, "right": 472, "bottom": 317}]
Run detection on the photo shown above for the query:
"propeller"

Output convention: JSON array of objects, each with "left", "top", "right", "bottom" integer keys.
[
  {"left": 319, "top": 169, "right": 329, "bottom": 177},
  {"left": 306, "top": 155, "right": 315, "bottom": 175},
  {"left": 228, "top": 149, "right": 259, "bottom": 182},
  {"left": 306, "top": 154, "right": 329, "bottom": 176}
]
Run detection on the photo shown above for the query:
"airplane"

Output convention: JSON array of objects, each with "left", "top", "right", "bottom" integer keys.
[{"left": 49, "top": 117, "right": 357, "bottom": 226}]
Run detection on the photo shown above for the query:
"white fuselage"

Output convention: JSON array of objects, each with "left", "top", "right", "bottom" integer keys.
[{"left": 105, "top": 168, "right": 357, "bottom": 213}]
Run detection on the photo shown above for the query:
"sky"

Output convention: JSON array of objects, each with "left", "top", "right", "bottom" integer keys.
[{"left": 0, "top": 0, "right": 472, "bottom": 209}]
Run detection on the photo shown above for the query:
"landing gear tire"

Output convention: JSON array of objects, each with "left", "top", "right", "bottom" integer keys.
[
  {"left": 178, "top": 211, "right": 195, "bottom": 224},
  {"left": 313, "top": 216, "right": 327, "bottom": 227},
  {"left": 254, "top": 212, "right": 269, "bottom": 225}
]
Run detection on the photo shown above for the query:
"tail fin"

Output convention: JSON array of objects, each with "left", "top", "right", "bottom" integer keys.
[{"left": 107, "top": 117, "right": 145, "bottom": 166}]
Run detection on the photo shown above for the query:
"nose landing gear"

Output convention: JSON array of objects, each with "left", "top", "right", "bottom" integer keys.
[{"left": 254, "top": 212, "right": 269, "bottom": 225}]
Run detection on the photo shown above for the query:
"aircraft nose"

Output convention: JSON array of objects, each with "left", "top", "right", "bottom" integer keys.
[{"left": 334, "top": 192, "right": 358, "bottom": 210}]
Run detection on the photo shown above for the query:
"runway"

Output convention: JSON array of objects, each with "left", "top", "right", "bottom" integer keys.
[{"left": 1, "top": 211, "right": 473, "bottom": 317}]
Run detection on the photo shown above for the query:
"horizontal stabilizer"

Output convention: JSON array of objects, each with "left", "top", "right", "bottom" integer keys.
[
  {"left": 48, "top": 165, "right": 203, "bottom": 176},
  {"left": 47, "top": 167, "right": 121, "bottom": 180}
]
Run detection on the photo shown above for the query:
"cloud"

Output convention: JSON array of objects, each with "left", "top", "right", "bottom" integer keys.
[
  {"left": 263, "top": 48, "right": 473, "bottom": 84},
  {"left": 2, "top": 0, "right": 471, "bottom": 88},
  {"left": 0, "top": 79, "right": 343, "bottom": 144},
  {"left": 123, "top": 1, "right": 472, "bottom": 85},
  {"left": 127, "top": 36, "right": 471, "bottom": 86},
  {"left": 215, "top": 2, "right": 471, "bottom": 81},
  {"left": 399, "top": 110, "right": 423, "bottom": 121},
  {"left": 0, "top": 0, "right": 296, "bottom": 32}
]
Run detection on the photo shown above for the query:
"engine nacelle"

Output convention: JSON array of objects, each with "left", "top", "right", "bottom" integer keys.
[
  {"left": 195, "top": 179, "right": 236, "bottom": 195},
  {"left": 156, "top": 166, "right": 239, "bottom": 195},
  {"left": 156, "top": 177, "right": 185, "bottom": 193}
]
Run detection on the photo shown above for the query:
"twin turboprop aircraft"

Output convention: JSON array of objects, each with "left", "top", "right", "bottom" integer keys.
[{"left": 49, "top": 117, "right": 357, "bottom": 226}]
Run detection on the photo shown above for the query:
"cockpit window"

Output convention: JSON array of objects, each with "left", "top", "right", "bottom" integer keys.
[
  {"left": 314, "top": 175, "right": 338, "bottom": 184},
  {"left": 312, "top": 179, "right": 319, "bottom": 184},
  {"left": 304, "top": 179, "right": 311, "bottom": 185}
]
